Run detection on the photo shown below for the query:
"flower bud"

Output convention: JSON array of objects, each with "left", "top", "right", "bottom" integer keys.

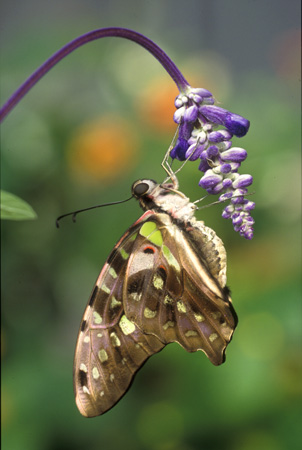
[
  {"left": 232, "top": 174, "right": 253, "bottom": 189},
  {"left": 191, "top": 87, "right": 213, "bottom": 98},
  {"left": 185, "top": 144, "right": 204, "bottom": 161},
  {"left": 229, "top": 162, "right": 241, "bottom": 171},
  {"left": 193, "top": 130, "right": 207, "bottom": 144},
  {"left": 225, "top": 113, "right": 250, "bottom": 137},
  {"left": 198, "top": 159, "right": 210, "bottom": 172},
  {"left": 207, "top": 182, "right": 224, "bottom": 194},
  {"left": 173, "top": 106, "right": 186, "bottom": 124},
  {"left": 208, "top": 130, "right": 232, "bottom": 143},
  {"left": 199, "top": 170, "right": 223, "bottom": 189},
  {"left": 181, "top": 95, "right": 188, "bottom": 104},
  {"left": 199, "top": 106, "right": 250, "bottom": 137},
  {"left": 184, "top": 105, "right": 198, "bottom": 123},
  {"left": 174, "top": 97, "right": 183, "bottom": 108},
  {"left": 170, "top": 138, "right": 189, "bottom": 160},
  {"left": 246, "top": 216, "right": 255, "bottom": 225},
  {"left": 192, "top": 94, "right": 203, "bottom": 104},
  {"left": 231, "top": 196, "right": 245, "bottom": 205},
  {"left": 199, "top": 105, "right": 227, "bottom": 125},
  {"left": 222, "top": 178, "right": 233, "bottom": 189},
  {"left": 207, "top": 145, "right": 219, "bottom": 159},
  {"left": 232, "top": 214, "right": 243, "bottom": 226},
  {"left": 220, "top": 164, "right": 232, "bottom": 174},
  {"left": 218, "top": 141, "right": 232, "bottom": 151},
  {"left": 244, "top": 201, "right": 255, "bottom": 211},
  {"left": 222, "top": 210, "right": 232, "bottom": 219},
  {"left": 220, "top": 147, "right": 247, "bottom": 162},
  {"left": 178, "top": 121, "right": 194, "bottom": 140},
  {"left": 219, "top": 192, "right": 233, "bottom": 202}
]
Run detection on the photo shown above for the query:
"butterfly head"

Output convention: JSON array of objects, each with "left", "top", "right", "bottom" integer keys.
[
  {"left": 132, "top": 179, "right": 158, "bottom": 198},
  {"left": 131, "top": 179, "right": 161, "bottom": 211},
  {"left": 132, "top": 179, "right": 197, "bottom": 221}
]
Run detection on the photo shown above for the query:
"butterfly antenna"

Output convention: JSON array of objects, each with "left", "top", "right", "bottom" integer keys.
[{"left": 56, "top": 196, "right": 133, "bottom": 228}]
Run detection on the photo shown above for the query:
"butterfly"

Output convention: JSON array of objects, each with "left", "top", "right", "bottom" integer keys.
[{"left": 73, "top": 178, "right": 238, "bottom": 417}]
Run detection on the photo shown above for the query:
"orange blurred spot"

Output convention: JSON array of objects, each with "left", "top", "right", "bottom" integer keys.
[
  {"left": 270, "top": 29, "right": 301, "bottom": 82},
  {"left": 67, "top": 115, "right": 139, "bottom": 183},
  {"left": 137, "top": 77, "right": 179, "bottom": 133}
]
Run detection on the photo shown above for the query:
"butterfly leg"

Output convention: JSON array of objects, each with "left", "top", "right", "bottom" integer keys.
[
  {"left": 161, "top": 126, "right": 179, "bottom": 189},
  {"left": 161, "top": 127, "right": 202, "bottom": 189}
]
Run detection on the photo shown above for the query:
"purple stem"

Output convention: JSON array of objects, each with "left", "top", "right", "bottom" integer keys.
[{"left": 0, "top": 27, "right": 189, "bottom": 122}]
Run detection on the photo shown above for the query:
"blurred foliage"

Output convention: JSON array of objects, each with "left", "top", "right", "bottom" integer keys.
[
  {"left": 1, "top": 19, "right": 301, "bottom": 450},
  {"left": 0, "top": 190, "right": 37, "bottom": 220}
]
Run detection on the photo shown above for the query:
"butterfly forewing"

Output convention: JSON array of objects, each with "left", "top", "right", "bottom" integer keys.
[{"left": 74, "top": 215, "right": 164, "bottom": 417}]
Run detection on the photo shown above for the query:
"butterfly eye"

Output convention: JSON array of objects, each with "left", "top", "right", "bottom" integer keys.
[{"left": 132, "top": 182, "right": 150, "bottom": 197}]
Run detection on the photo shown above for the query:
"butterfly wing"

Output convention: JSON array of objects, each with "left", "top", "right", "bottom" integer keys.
[
  {"left": 74, "top": 212, "right": 164, "bottom": 418},
  {"left": 74, "top": 209, "right": 237, "bottom": 417},
  {"left": 123, "top": 212, "right": 237, "bottom": 366}
]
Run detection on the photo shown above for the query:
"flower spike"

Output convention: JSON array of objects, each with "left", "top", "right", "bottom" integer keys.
[{"left": 171, "top": 85, "right": 254, "bottom": 239}]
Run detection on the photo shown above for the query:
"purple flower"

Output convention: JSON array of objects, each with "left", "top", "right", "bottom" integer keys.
[
  {"left": 222, "top": 179, "right": 233, "bottom": 189},
  {"left": 232, "top": 174, "right": 253, "bottom": 189},
  {"left": 220, "top": 164, "right": 232, "bottom": 174},
  {"left": 185, "top": 143, "right": 205, "bottom": 161},
  {"left": 200, "top": 105, "right": 250, "bottom": 137},
  {"left": 225, "top": 113, "right": 250, "bottom": 137},
  {"left": 220, "top": 147, "right": 247, "bottom": 162},
  {"left": 208, "top": 130, "right": 233, "bottom": 143},
  {"left": 207, "top": 145, "right": 219, "bottom": 159},
  {"left": 170, "top": 138, "right": 189, "bottom": 160},
  {"left": 184, "top": 105, "right": 199, "bottom": 122},
  {"left": 199, "top": 170, "right": 223, "bottom": 189},
  {"left": 170, "top": 84, "right": 254, "bottom": 238}
]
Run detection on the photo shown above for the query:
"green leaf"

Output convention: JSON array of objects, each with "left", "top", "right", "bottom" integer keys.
[{"left": 0, "top": 190, "right": 37, "bottom": 221}]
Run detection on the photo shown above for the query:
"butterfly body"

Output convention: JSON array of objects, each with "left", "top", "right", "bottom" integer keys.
[{"left": 74, "top": 179, "right": 237, "bottom": 417}]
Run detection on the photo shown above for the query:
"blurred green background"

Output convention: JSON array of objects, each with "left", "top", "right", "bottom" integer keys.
[{"left": 1, "top": 1, "right": 301, "bottom": 449}]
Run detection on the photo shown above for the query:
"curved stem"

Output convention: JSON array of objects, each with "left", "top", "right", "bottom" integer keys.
[{"left": 0, "top": 27, "right": 190, "bottom": 122}]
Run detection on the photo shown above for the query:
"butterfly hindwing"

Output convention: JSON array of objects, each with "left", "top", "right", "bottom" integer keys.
[
  {"left": 123, "top": 213, "right": 237, "bottom": 366},
  {"left": 74, "top": 213, "right": 165, "bottom": 417}
]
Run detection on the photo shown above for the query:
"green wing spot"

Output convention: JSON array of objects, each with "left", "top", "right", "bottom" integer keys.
[
  {"left": 140, "top": 221, "right": 157, "bottom": 237},
  {"left": 162, "top": 245, "right": 180, "bottom": 272},
  {"left": 140, "top": 221, "right": 163, "bottom": 247},
  {"left": 148, "top": 230, "right": 163, "bottom": 246},
  {"left": 129, "top": 232, "right": 138, "bottom": 241},
  {"left": 120, "top": 248, "right": 129, "bottom": 260}
]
